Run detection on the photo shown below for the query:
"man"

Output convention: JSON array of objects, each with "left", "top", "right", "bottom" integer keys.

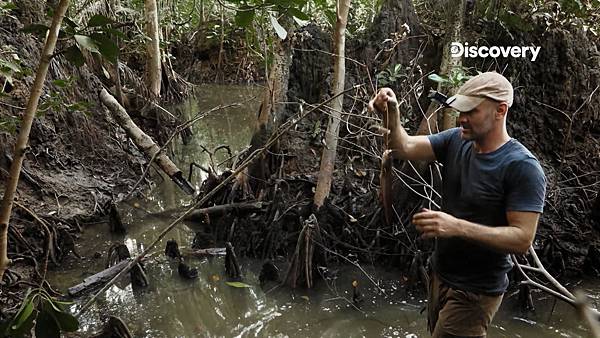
[{"left": 369, "top": 72, "right": 546, "bottom": 337}]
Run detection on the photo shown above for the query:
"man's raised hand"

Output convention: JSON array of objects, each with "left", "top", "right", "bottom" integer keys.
[{"left": 368, "top": 87, "right": 398, "bottom": 114}]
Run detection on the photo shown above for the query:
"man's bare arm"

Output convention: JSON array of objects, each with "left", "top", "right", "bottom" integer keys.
[
  {"left": 457, "top": 211, "right": 539, "bottom": 254},
  {"left": 413, "top": 209, "right": 539, "bottom": 254},
  {"left": 369, "top": 88, "right": 436, "bottom": 162}
]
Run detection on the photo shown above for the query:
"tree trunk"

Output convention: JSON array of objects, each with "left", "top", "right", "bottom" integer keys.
[
  {"left": 145, "top": 0, "right": 161, "bottom": 97},
  {"left": 257, "top": 25, "right": 293, "bottom": 129},
  {"left": 440, "top": 0, "right": 466, "bottom": 130},
  {"left": 236, "top": 20, "right": 293, "bottom": 197},
  {"left": 313, "top": 0, "right": 351, "bottom": 209},
  {"left": 215, "top": 3, "right": 225, "bottom": 83},
  {"left": 0, "top": 0, "right": 71, "bottom": 282}
]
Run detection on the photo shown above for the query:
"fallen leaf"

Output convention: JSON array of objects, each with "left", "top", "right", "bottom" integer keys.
[{"left": 225, "top": 281, "right": 251, "bottom": 288}]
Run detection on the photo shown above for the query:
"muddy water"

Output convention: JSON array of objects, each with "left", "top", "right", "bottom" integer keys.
[{"left": 50, "top": 85, "right": 599, "bottom": 337}]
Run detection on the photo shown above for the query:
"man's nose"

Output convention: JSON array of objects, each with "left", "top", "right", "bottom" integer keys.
[{"left": 457, "top": 111, "right": 467, "bottom": 124}]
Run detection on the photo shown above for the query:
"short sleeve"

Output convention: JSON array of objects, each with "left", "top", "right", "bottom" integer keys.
[
  {"left": 505, "top": 158, "right": 546, "bottom": 213},
  {"left": 427, "top": 127, "right": 460, "bottom": 164}
]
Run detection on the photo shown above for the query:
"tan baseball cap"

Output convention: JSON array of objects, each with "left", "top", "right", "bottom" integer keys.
[{"left": 445, "top": 72, "right": 513, "bottom": 112}]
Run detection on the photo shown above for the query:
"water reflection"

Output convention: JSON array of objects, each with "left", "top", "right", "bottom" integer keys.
[{"left": 49, "top": 85, "right": 598, "bottom": 337}]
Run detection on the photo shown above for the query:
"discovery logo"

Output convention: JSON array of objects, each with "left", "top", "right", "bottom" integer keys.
[{"left": 450, "top": 42, "right": 541, "bottom": 62}]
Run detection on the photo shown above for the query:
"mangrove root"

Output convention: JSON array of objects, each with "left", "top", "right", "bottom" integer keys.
[
  {"left": 91, "top": 316, "right": 133, "bottom": 338},
  {"left": 284, "top": 214, "right": 319, "bottom": 289},
  {"left": 225, "top": 242, "right": 241, "bottom": 280},
  {"left": 165, "top": 239, "right": 182, "bottom": 259}
]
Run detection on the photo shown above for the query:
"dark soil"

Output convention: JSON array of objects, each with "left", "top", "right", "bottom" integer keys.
[{"left": 0, "top": 9, "right": 144, "bottom": 314}]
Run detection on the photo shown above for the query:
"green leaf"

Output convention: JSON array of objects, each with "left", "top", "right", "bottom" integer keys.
[
  {"left": 428, "top": 73, "right": 448, "bottom": 83},
  {"left": 313, "top": 0, "right": 327, "bottom": 9},
  {"left": 75, "top": 34, "right": 100, "bottom": 53},
  {"left": 2, "top": 2, "right": 17, "bottom": 10},
  {"left": 35, "top": 308, "right": 60, "bottom": 338},
  {"left": 52, "top": 79, "right": 68, "bottom": 88},
  {"left": 21, "top": 24, "right": 49, "bottom": 38},
  {"left": 10, "top": 298, "right": 35, "bottom": 331},
  {"left": 324, "top": 9, "right": 336, "bottom": 27},
  {"left": 287, "top": 7, "right": 309, "bottom": 20},
  {"left": 8, "top": 310, "right": 36, "bottom": 336},
  {"left": 64, "top": 45, "right": 85, "bottom": 67},
  {"left": 47, "top": 302, "right": 78, "bottom": 332},
  {"left": 87, "top": 14, "right": 113, "bottom": 27},
  {"left": 269, "top": 13, "right": 287, "bottom": 40},
  {"left": 225, "top": 281, "right": 252, "bottom": 288},
  {"left": 0, "top": 59, "right": 20, "bottom": 73},
  {"left": 235, "top": 9, "right": 255, "bottom": 27},
  {"left": 90, "top": 33, "right": 119, "bottom": 63},
  {"left": 291, "top": 0, "right": 307, "bottom": 7}
]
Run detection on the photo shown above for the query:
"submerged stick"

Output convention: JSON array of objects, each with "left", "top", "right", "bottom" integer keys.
[
  {"left": 184, "top": 202, "right": 267, "bottom": 221},
  {"left": 76, "top": 85, "right": 363, "bottom": 317}
]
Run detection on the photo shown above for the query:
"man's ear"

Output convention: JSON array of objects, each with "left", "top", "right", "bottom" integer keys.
[{"left": 496, "top": 102, "right": 508, "bottom": 119}]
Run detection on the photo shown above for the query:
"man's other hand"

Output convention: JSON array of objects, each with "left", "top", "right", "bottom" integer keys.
[{"left": 413, "top": 208, "right": 462, "bottom": 239}]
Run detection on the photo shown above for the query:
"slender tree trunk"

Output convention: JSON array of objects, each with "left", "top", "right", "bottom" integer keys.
[
  {"left": 200, "top": 0, "right": 205, "bottom": 23},
  {"left": 440, "top": 0, "right": 466, "bottom": 130},
  {"left": 216, "top": 4, "right": 225, "bottom": 82},
  {"left": 313, "top": 0, "right": 351, "bottom": 208},
  {"left": 0, "top": 0, "right": 70, "bottom": 282},
  {"left": 145, "top": 0, "right": 161, "bottom": 97},
  {"left": 257, "top": 37, "right": 291, "bottom": 128}
]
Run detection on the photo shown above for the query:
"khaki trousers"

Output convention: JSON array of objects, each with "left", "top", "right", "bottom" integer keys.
[{"left": 427, "top": 272, "right": 503, "bottom": 338}]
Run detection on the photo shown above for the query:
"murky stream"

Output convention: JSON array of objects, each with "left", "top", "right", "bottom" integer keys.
[{"left": 50, "top": 85, "right": 599, "bottom": 337}]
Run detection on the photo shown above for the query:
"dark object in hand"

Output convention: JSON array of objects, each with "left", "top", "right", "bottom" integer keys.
[{"left": 178, "top": 261, "right": 198, "bottom": 280}]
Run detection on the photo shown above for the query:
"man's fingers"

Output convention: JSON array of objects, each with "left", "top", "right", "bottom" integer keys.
[
  {"left": 412, "top": 211, "right": 437, "bottom": 221},
  {"left": 368, "top": 98, "right": 376, "bottom": 112},
  {"left": 414, "top": 220, "right": 437, "bottom": 232}
]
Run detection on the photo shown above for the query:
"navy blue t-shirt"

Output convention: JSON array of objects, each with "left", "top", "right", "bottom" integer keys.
[{"left": 427, "top": 127, "right": 546, "bottom": 295}]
